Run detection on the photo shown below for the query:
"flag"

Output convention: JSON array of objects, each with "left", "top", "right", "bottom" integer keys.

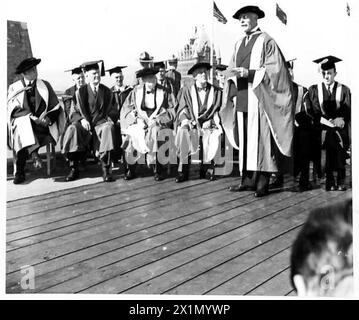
[
  {"left": 276, "top": 3, "right": 287, "bottom": 25},
  {"left": 347, "top": 2, "right": 351, "bottom": 16},
  {"left": 213, "top": 2, "right": 227, "bottom": 24}
]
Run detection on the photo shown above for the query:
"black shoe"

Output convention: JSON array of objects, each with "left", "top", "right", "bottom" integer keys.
[
  {"left": 175, "top": 172, "right": 188, "bottom": 183},
  {"left": 65, "top": 168, "right": 79, "bottom": 181},
  {"left": 337, "top": 185, "right": 347, "bottom": 191},
  {"left": 326, "top": 184, "right": 337, "bottom": 191},
  {"left": 103, "top": 173, "right": 115, "bottom": 182},
  {"left": 13, "top": 172, "right": 25, "bottom": 184},
  {"left": 254, "top": 190, "right": 269, "bottom": 197},
  {"left": 154, "top": 173, "right": 164, "bottom": 181},
  {"left": 229, "top": 184, "right": 253, "bottom": 192},
  {"left": 124, "top": 169, "right": 135, "bottom": 180}
]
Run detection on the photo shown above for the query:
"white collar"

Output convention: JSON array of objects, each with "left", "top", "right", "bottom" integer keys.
[
  {"left": 24, "top": 78, "right": 36, "bottom": 86},
  {"left": 90, "top": 83, "right": 99, "bottom": 91},
  {"left": 247, "top": 26, "right": 260, "bottom": 35}
]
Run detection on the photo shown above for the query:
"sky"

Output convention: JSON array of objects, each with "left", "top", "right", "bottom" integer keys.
[
  {"left": 4, "top": 0, "right": 358, "bottom": 90},
  {"left": 4, "top": 0, "right": 211, "bottom": 90}
]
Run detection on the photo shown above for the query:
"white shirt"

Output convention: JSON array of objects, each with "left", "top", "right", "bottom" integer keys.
[
  {"left": 90, "top": 83, "right": 99, "bottom": 95},
  {"left": 245, "top": 25, "right": 260, "bottom": 46},
  {"left": 326, "top": 82, "right": 335, "bottom": 95}
]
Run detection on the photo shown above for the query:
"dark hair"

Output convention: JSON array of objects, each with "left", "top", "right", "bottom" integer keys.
[{"left": 290, "top": 197, "right": 352, "bottom": 290}]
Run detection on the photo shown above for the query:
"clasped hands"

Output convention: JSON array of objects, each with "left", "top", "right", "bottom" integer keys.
[{"left": 30, "top": 114, "right": 52, "bottom": 127}]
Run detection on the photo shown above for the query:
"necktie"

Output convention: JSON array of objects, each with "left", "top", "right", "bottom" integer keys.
[
  {"left": 93, "top": 86, "right": 97, "bottom": 97},
  {"left": 327, "top": 85, "right": 331, "bottom": 97}
]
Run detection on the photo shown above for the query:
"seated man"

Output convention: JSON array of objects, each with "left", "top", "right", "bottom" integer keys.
[
  {"left": 61, "top": 60, "right": 119, "bottom": 182},
  {"left": 175, "top": 62, "right": 223, "bottom": 183},
  {"left": 7, "top": 57, "right": 65, "bottom": 184},
  {"left": 120, "top": 67, "right": 176, "bottom": 181},
  {"left": 290, "top": 197, "right": 353, "bottom": 297},
  {"left": 306, "top": 56, "right": 351, "bottom": 191},
  {"left": 107, "top": 65, "right": 133, "bottom": 163}
]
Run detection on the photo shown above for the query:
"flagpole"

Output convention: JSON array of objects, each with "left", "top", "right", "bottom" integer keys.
[{"left": 210, "top": 2, "right": 215, "bottom": 84}]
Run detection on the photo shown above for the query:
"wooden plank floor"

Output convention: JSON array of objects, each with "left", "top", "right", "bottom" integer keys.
[{"left": 6, "top": 170, "right": 351, "bottom": 295}]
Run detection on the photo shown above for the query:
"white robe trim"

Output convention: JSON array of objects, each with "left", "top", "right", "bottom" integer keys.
[
  {"left": 190, "top": 84, "right": 222, "bottom": 162},
  {"left": 7, "top": 79, "right": 63, "bottom": 150},
  {"left": 135, "top": 86, "right": 164, "bottom": 122}
]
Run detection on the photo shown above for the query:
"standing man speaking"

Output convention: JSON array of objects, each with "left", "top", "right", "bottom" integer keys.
[{"left": 220, "top": 5, "right": 293, "bottom": 197}]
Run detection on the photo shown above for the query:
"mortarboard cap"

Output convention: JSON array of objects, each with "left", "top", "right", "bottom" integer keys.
[
  {"left": 154, "top": 61, "right": 166, "bottom": 69},
  {"left": 135, "top": 67, "right": 158, "bottom": 79},
  {"left": 106, "top": 66, "right": 127, "bottom": 75},
  {"left": 65, "top": 67, "right": 83, "bottom": 75},
  {"left": 233, "top": 5, "right": 265, "bottom": 20},
  {"left": 81, "top": 60, "right": 105, "bottom": 76},
  {"left": 15, "top": 57, "right": 41, "bottom": 74},
  {"left": 313, "top": 55, "right": 342, "bottom": 71},
  {"left": 216, "top": 64, "right": 228, "bottom": 71},
  {"left": 187, "top": 62, "right": 212, "bottom": 75}
]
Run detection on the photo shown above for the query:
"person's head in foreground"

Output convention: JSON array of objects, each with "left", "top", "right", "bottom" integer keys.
[{"left": 290, "top": 197, "right": 353, "bottom": 297}]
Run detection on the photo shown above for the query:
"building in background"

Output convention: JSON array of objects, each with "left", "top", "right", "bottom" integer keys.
[
  {"left": 176, "top": 25, "right": 221, "bottom": 87},
  {"left": 7, "top": 20, "right": 33, "bottom": 87}
]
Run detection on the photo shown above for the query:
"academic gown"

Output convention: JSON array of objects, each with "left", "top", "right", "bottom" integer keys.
[
  {"left": 7, "top": 78, "right": 66, "bottom": 154},
  {"left": 165, "top": 69, "right": 181, "bottom": 97},
  {"left": 306, "top": 81, "right": 351, "bottom": 175},
  {"left": 220, "top": 30, "right": 293, "bottom": 174},
  {"left": 175, "top": 83, "right": 223, "bottom": 164},
  {"left": 120, "top": 83, "right": 176, "bottom": 164},
  {"left": 61, "top": 83, "right": 119, "bottom": 159}
]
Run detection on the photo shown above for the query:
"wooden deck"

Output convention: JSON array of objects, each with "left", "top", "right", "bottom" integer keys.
[{"left": 6, "top": 169, "right": 351, "bottom": 295}]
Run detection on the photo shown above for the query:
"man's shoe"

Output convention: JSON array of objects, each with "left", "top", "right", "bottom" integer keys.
[
  {"left": 103, "top": 173, "right": 115, "bottom": 182},
  {"left": 326, "top": 184, "right": 337, "bottom": 191},
  {"left": 65, "top": 168, "right": 79, "bottom": 182},
  {"left": 229, "top": 184, "right": 253, "bottom": 192},
  {"left": 175, "top": 172, "right": 188, "bottom": 183},
  {"left": 337, "top": 185, "right": 347, "bottom": 191},
  {"left": 13, "top": 172, "right": 25, "bottom": 184},
  {"left": 124, "top": 169, "right": 135, "bottom": 180},
  {"left": 154, "top": 172, "right": 164, "bottom": 181},
  {"left": 254, "top": 190, "right": 269, "bottom": 198}
]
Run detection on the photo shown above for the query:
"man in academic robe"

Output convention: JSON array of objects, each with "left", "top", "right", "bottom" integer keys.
[
  {"left": 175, "top": 62, "right": 223, "bottom": 182},
  {"left": 154, "top": 61, "right": 175, "bottom": 94},
  {"left": 64, "top": 66, "right": 85, "bottom": 108},
  {"left": 305, "top": 56, "right": 351, "bottom": 191},
  {"left": 165, "top": 56, "right": 181, "bottom": 97},
  {"left": 220, "top": 5, "right": 293, "bottom": 197},
  {"left": 271, "top": 59, "right": 314, "bottom": 192},
  {"left": 107, "top": 66, "right": 133, "bottom": 163},
  {"left": 7, "top": 57, "right": 65, "bottom": 184},
  {"left": 120, "top": 67, "right": 176, "bottom": 181},
  {"left": 215, "top": 64, "right": 228, "bottom": 89},
  {"left": 61, "top": 61, "right": 119, "bottom": 182}
]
